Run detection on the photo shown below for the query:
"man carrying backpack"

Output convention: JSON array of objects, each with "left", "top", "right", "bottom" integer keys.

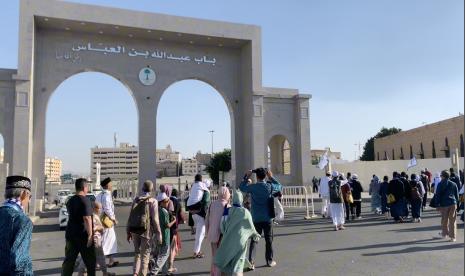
[
  {"left": 409, "top": 174, "right": 425, "bottom": 223},
  {"left": 127, "top": 180, "right": 162, "bottom": 276}
]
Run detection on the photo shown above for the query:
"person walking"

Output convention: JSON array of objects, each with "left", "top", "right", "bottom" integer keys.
[
  {"left": 78, "top": 202, "right": 115, "bottom": 276},
  {"left": 409, "top": 174, "right": 425, "bottom": 223},
  {"left": 369, "top": 175, "right": 382, "bottom": 214},
  {"left": 319, "top": 172, "right": 331, "bottom": 218},
  {"left": 186, "top": 174, "right": 211, "bottom": 258},
  {"left": 399, "top": 172, "right": 411, "bottom": 218},
  {"left": 96, "top": 177, "right": 119, "bottom": 267},
  {"left": 350, "top": 174, "right": 363, "bottom": 219},
  {"left": 149, "top": 193, "right": 176, "bottom": 275},
  {"left": 312, "top": 176, "right": 319, "bottom": 193},
  {"left": 126, "top": 180, "right": 161, "bottom": 276},
  {"left": 168, "top": 188, "right": 184, "bottom": 274},
  {"left": 214, "top": 190, "right": 261, "bottom": 276},
  {"left": 239, "top": 168, "right": 282, "bottom": 269},
  {"left": 329, "top": 172, "right": 346, "bottom": 231},
  {"left": 420, "top": 171, "right": 430, "bottom": 210},
  {"left": 0, "top": 176, "right": 33, "bottom": 275},
  {"left": 62, "top": 178, "right": 96, "bottom": 276},
  {"left": 341, "top": 175, "right": 353, "bottom": 222},
  {"left": 205, "top": 186, "right": 231, "bottom": 276},
  {"left": 379, "top": 176, "right": 390, "bottom": 219},
  {"left": 433, "top": 170, "right": 459, "bottom": 242},
  {"left": 432, "top": 172, "right": 441, "bottom": 193},
  {"left": 388, "top": 172, "right": 406, "bottom": 223}
]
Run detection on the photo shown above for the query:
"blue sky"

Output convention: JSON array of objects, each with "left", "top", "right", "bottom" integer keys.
[{"left": 0, "top": 0, "right": 463, "bottom": 174}]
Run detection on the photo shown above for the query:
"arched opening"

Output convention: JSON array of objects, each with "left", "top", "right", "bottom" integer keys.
[
  {"left": 460, "top": 135, "right": 464, "bottom": 157},
  {"left": 432, "top": 141, "right": 436, "bottom": 158},
  {"left": 157, "top": 80, "right": 232, "bottom": 184},
  {"left": 392, "top": 149, "right": 395, "bottom": 160},
  {"left": 409, "top": 145, "right": 413, "bottom": 159},
  {"left": 377, "top": 152, "right": 380, "bottom": 161},
  {"left": 420, "top": 142, "right": 425, "bottom": 159},
  {"left": 444, "top": 137, "right": 450, "bottom": 158},
  {"left": 268, "top": 135, "right": 291, "bottom": 175},
  {"left": 46, "top": 72, "right": 138, "bottom": 190},
  {"left": 400, "top": 147, "right": 404, "bottom": 160}
]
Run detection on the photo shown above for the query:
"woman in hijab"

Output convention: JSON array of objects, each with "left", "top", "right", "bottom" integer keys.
[
  {"left": 369, "top": 175, "right": 382, "bottom": 214},
  {"left": 205, "top": 186, "right": 231, "bottom": 276},
  {"left": 214, "top": 190, "right": 260, "bottom": 276}
]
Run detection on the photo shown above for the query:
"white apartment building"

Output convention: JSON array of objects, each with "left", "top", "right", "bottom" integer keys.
[
  {"left": 182, "top": 158, "right": 199, "bottom": 175},
  {"left": 44, "top": 157, "right": 62, "bottom": 184},
  {"left": 91, "top": 143, "right": 139, "bottom": 181}
]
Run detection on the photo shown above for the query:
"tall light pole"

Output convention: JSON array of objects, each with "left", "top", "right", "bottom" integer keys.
[
  {"left": 354, "top": 141, "right": 362, "bottom": 160},
  {"left": 209, "top": 130, "right": 215, "bottom": 155}
]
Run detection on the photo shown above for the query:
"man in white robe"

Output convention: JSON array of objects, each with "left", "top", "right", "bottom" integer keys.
[
  {"left": 319, "top": 172, "right": 331, "bottom": 218},
  {"left": 96, "top": 177, "right": 119, "bottom": 267}
]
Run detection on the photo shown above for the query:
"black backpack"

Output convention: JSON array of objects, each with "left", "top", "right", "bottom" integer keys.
[{"left": 410, "top": 181, "right": 422, "bottom": 201}]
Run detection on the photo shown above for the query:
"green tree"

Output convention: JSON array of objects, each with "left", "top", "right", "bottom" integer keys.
[
  {"left": 205, "top": 149, "right": 232, "bottom": 184},
  {"left": 360, "top": 127, "right": 402, "bottom": 161}
]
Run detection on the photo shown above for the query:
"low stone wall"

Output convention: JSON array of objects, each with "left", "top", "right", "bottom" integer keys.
[{"left": 330, "top": 157, "right": 464, "bottom": 190}]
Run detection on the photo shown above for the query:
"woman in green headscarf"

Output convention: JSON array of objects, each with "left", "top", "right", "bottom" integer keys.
[{"left": 214, "top": 190, "right": 260, "bottom": 276}]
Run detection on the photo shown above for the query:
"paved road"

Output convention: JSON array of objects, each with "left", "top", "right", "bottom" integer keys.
[{"left": 31, "top": 202, "right": 464, "bottom": 275}]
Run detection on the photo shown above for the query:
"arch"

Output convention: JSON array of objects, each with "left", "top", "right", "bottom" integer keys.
[
  {"left": 268, "top": 135, "right": 291, "bottom": 175},
  {"left": 409, "top": 145, "right": 413, "bottom": 159},
  {"left": 392, "top": 149, "right": 395, "bottom": 160},
  {"left": 377, "top": 152, "right": 380, "bottom": 161},
  {"left": 156, "top": 79, "right": 234, "bottom": 181},
  {"left": 432, "top": 141, "right": 436, "bottom": 158},
  {"left": 420, "top": 142, "right": 424, "bottom": 159},
  {"left": 460, "top": 135, "right": 464, "bottom": 157},
  {"left": 45, "top": 69, "right": 139, "bottom": 115},
  {"left": 400, "top": 147, "right": 404, "bottom": 160},
  {"left": 39, "top": 71, "right": 138, "bottom": 188}
]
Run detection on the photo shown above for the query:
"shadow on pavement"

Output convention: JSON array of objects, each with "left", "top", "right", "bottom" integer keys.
[
  {"left": 363, "top": 243, "right": 464, "bottom": 256},
  {"left": 319, "top": 238, "right": 447, "bottom": 253},
  {"left": 33, "top": 223, "right": 61, "bottom": 233}
]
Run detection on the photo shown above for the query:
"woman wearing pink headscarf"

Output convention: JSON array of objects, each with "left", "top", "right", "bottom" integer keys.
[{"left": 205, "top": 186, "right": 231, "bottom": 276}]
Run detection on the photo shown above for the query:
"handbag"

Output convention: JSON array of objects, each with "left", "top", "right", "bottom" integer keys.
[
  {"left": 347, "top": 193, "right": 354, "bottom": 204},
  {"left": 387, "top": 193, "right": 396, "bottom": 205},
  {"left": 429, "top": 193, "right": 438, "bottom": 208},
  {"left": 101, "top": 213, "right": 114, "bottom": 228},
  {"left": 268, "top": 184, "right": 276, "bottom": 219}
]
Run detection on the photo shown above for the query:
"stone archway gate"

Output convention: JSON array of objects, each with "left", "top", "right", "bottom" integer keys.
[{"left": 0, "top": 0, "right": 312, "bottom": 204}]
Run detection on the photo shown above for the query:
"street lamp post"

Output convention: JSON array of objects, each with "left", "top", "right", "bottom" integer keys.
[{"left": 209, "top": 130, "right": 215, "bottom": 155}]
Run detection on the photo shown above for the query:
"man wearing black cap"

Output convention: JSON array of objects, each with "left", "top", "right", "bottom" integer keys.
[{"left": 0, "top": 176, "right": 33, "bottom": 275}]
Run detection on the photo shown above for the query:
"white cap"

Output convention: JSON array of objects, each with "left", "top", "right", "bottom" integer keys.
[
  {"left": 332, "top": 171, "right": 339, "bottom": 177},
  {"left": 156, "top": 192, "right": 168, "bottom": 202},
  {"left": 352, "top": 174, "right": 358, "bottom": 179}
]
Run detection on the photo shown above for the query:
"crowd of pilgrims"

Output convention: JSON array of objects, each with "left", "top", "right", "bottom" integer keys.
[
  {"left": 314, "top": 167, "right": 464, "bottom": 238},
  {"left": 0, "top": 166, "right": 462, "bottom": 275}
]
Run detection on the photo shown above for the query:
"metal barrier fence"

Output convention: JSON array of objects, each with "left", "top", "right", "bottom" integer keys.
[{"left": 180, "top": 185, "right": 315, "bottom": 220}]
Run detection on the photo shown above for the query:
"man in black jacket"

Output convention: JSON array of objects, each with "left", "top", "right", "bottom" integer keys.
[
  {"left": 400, "top": 172, "right": 411, "bottom": 218},
  {"left": 350, "top": 174, "right": 364, "bottom": 219},
  {"left": 388, "top": 172, "right": 406, "bottom": 222}
]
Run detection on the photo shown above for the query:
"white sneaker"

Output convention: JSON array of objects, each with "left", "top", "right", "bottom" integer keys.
[{"left": 450, "top": 238, "right": 456, "bottom": 242}]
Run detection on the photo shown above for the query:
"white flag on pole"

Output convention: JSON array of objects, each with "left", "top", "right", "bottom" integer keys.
[
  {"left": 407, "top": 156, "right": 417, "bottom": 170},
  {"left": 318, "top": 151, "right": 329, "bottom": 170}
]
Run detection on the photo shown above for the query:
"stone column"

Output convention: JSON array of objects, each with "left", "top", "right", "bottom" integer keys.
[
  {"left": 137, "top": 100, "right": 157, "bottom": 191},
  {"left": 293, "top": 94, "right": 312, "bottom": 186}
]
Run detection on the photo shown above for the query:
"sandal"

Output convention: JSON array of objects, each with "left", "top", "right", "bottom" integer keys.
[
  {"left": 193, "top": 252, "right": 205, "bottom": 258},
  {"left": 168, "top": 267, "right": 177, "bottom": 273},
  {"left": 107, "top": 261, "right": 119, "bottom": 268}
]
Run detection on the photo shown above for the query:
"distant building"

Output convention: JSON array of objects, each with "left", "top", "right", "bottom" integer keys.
[
  {"left": 196, "top": 151, "right": 212, "bottom": 166},
  {"left": 91, "top": 143, "right": 139, "bottom": 181},
  {"left": 182, "top": 158, "right": 199, "bottom": 175},
  {"left": 374, "top": 115, "right": 464, "bottom": 160},
  {"left": 311, "top": 148, "right": 342, "bottom": 165},
  {"left": 157, "top": 145, "right": 182, "bottom": 163},
  {"left": 45, "top": 157, "right": 62, "bottom": 184},
  {"left": 60, "top": 173, "right": 80, "bottom": 184},
  {"left": 156, "top": 160, "right": 179, "bottom": 178}
]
